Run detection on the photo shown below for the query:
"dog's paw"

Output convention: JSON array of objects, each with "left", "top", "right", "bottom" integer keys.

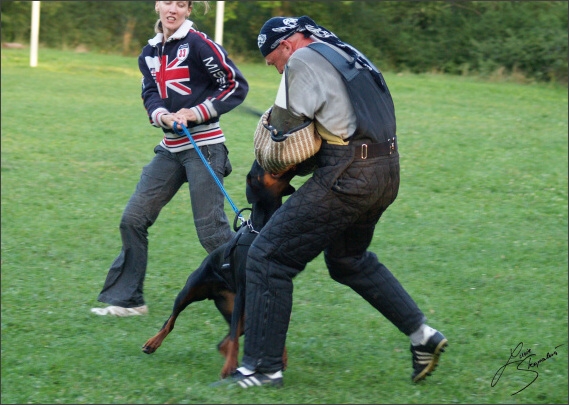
[
  {"left": 220, "top": 369, "right": 236, "bottom": 379},
  {"left": 141, "top": 339, "right": 159, "bottom": 354}
]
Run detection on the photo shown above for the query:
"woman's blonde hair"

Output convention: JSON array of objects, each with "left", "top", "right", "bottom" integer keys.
[{"left": 154, "top": 1, "right": 210, "bottom": 34}]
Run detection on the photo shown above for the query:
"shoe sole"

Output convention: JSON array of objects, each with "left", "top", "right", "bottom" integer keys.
[
  {"left": 210, "top": 374, "right": 283, "bottom": 389},
  {"left": 90, "top": 305, "right": 148, "bottom": 317},
  {"left": 412, "top": 338, "right": 448, "bottom": 383}
]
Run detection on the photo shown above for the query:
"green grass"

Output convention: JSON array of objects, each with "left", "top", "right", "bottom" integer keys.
[{"left": 1, "top": 48, "right": 567, "bottom": 404}]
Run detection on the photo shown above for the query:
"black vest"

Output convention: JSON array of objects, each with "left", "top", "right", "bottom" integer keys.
[{"left": 308, "top": 43, "right": 396, "bottom": 144}]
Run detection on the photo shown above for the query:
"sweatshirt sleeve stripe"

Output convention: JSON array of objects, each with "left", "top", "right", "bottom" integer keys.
[
  {"left": 196, "top": 32, "right": 239, "bottom": 101},
  {"left": 190, "top": 100, "right": 216, "bottom": 124},
  {"left": 152, "top": 107, "right": 170, "bottom": 128}
]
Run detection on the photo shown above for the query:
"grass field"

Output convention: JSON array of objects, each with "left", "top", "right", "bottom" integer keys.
[{"left": 1, "top": 48, "right": 567, "bottom": 404}]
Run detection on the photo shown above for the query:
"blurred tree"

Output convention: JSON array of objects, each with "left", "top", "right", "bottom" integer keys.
[{"left": 1, "top": 0, "right": 566, "bottom": 83}]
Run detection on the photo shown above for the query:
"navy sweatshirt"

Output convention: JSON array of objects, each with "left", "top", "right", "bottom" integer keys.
[{"left": 139, "top": 20, "right": 248, "bottom": 152}]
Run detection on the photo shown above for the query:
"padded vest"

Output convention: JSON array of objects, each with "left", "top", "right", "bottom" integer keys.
[{"left": 308, "top": 43, "right": 396, "bottom": 143}]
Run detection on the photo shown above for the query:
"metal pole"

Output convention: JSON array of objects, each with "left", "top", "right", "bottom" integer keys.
[
  {"left": 215, "top": 1, "right": 225, "bottom": 45},
  {"left": 30, "top": 1, "right": 40, "bottom": 67}
]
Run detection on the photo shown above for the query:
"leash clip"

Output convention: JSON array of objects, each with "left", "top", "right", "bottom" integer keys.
[
  {"left": 361, "top": 143, "right": 368, "bottom": 160},
  {"left": 246, "top": 218, "right": 260, "bottom": 234}
]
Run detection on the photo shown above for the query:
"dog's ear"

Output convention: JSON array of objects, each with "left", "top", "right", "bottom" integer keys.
[
  {"left": 250, "top": 160, "right": 265, "bottom": 178},
  {"left": 246, "top": 173, "right": 261, "bottom": 204}
]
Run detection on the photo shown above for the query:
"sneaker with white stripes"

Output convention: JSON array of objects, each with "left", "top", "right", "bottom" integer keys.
[
  {"left": 410, "top": 331, "right": 448, "bottom": 382},
  {"left": 213, "top": 370, "right": 283, "bottom": 389}
]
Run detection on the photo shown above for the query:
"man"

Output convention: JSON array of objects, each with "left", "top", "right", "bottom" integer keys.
[{"left": 221, "top": 16, "right": 447, "bottom": 388}]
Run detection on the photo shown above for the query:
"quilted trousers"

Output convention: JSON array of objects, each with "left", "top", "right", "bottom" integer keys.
[{"left": 242, "top": 143, "right": 426, "bottom": 373}]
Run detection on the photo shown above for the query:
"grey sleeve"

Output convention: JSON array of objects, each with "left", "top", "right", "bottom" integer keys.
[{"left": 286, "top": 48, "right": 357, "bottom": 140}]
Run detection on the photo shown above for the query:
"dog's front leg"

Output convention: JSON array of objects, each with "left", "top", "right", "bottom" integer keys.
[
  {"left": 219, "top": 337, "right": 239, "bottom": 378},
  {"left": 218, "top": 309, "right": 244, "bottom": 378}
]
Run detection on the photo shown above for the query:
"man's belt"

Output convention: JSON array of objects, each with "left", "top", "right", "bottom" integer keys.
[{"left": 353, "top": 137, "right": 397, "bottom": 160}]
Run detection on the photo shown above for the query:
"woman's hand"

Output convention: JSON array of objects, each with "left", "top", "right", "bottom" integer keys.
[
  {"left": 176, "top": 108, "right": 198, "bottom": 123},
  {"left": 160, "top": 109, "right": 197, "bottom": 129},
  {"left": 160, "top": 114, "right": 176, "bottom": 129}
]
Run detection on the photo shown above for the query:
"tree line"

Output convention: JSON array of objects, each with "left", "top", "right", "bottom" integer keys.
[{"left": 1, "top": 1, "right": 567, "bottom": 83}]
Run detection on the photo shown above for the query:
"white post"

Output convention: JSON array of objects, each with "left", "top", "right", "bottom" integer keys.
[
  {"left": 30, "top": 1, "right": 41, "bottom": 67},
  {"left": 215, "top": 1, "right": 225, "bottom": 45}
]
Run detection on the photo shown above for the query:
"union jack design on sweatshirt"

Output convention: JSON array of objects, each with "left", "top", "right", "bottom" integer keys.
[{"left": 139, "top": 20, "right": 248, "bottom": 152}]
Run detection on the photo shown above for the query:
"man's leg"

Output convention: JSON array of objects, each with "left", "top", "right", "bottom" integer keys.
[
  {"left": 324, "top": 223, "right": 427, "bottom": 335},
  {"left": 324, "top": 152, "right": 425, "bottom": 334},
  {"left": 324, "top": 155, "right": 446, "bottom": 381}
]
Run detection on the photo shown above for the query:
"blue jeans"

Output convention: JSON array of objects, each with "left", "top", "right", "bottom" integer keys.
[{"left": 97, "top": 144, "right": 234, "bottom": 308}]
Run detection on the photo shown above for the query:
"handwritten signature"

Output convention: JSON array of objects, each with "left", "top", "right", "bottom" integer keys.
[{"left": 492, "top": 342, "right": 564, "bottom": 395}]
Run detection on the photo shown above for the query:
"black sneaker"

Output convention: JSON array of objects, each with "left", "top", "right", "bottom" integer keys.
[
  {"left": 410, "top": 331, "right": 448, "bottom": 382},
  {"left": 210, "top": 370, "right": 283, "bottom": 389}
]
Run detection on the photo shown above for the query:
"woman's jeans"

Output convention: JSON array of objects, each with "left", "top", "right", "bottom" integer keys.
[{"left": 97, "top": 143, "right": 233, "bottom": 308}]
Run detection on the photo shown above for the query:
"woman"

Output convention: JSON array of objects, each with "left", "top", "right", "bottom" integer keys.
[{"left": 92, "top": 1, "right": 249, "bottom": 317}]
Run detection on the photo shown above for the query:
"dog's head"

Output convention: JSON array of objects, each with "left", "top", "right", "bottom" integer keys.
[
  {"left": 246, "top": 160, "right": 295, "bottom": 204},
  {"left": 245, "top": 160, "right": 296, "bottom": 230}
]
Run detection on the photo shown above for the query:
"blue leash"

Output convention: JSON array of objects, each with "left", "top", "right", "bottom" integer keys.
[{"left": 173, "top": 122, "right": 246, "bottom": 227}]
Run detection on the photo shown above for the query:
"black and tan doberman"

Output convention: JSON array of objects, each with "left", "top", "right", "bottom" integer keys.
[{"left": 142, "top": 160, "right": 294, "bottom": 378}]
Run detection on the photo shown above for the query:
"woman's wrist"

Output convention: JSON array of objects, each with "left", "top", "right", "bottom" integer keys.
[{"left": 158, "top": 112, "right": 173, "bottom": 128}]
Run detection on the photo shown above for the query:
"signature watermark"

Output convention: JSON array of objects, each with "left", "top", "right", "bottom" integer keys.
[{"left": 492, "top": 342, "right": 564, "bottom": 395}]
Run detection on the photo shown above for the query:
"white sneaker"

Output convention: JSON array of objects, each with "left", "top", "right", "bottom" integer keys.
[{"left": 90, "top": 305, "right": 148, "bottom": 317}]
